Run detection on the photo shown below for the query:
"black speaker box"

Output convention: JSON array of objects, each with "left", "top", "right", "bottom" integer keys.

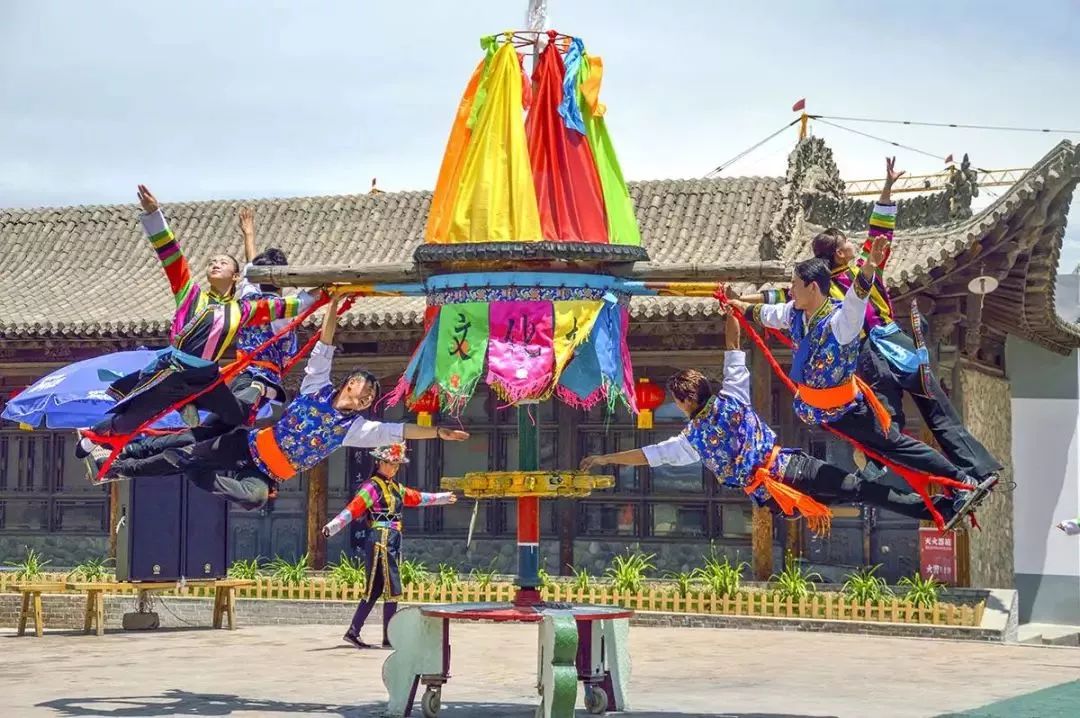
[{"left": 115, "top": 475, "right": 230, "bottom": 582}]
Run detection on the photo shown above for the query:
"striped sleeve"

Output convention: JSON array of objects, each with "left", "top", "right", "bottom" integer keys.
[
  {"left": 402, "top": 487, "right": 454, "bottom": 507},
  {"left": 858, "top": 202, "right": 896, "bottom": 270},
  {"left": 141, "top": 209, "right": 199, "bottom": 308},
  {"left": 237, "top": 294, "right": 305, "bottom": 328},
  {"left": 762, "top": 288, "right": 791, "bottom": 304},
  {"left": 339, "top": 482, "right": 379, "bottom": 521}
]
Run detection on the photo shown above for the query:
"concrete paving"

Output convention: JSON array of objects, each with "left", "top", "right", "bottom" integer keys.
[{"left": 3, "top": 624, "right": 1080, "bottom": 717}]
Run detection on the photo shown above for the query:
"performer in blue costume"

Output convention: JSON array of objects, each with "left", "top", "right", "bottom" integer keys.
[
  {"left": 580, "top": 305, "right": 957, "bottom": 529},
  {"left": 729, "top": 235, "right": 993, "bottom": 530}
]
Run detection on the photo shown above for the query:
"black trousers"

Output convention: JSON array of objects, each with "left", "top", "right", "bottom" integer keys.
[
  {"left": 92, "top": 362, "right": 251, "bottom": 436},
  {"left": 827, "top": 401, "right": 970, "bottom": 482},
  {"left": 348, "top": 561, "right": 397, "bottom": 644},
  {"left": 780, "top": 450, "right": 953, "bottom": 522},
  {"left": 112, "top": 427, "right": 270, "bottom": 510},
  {"left": 858, "top": 333, "right": 1002, "bottom": 480}
]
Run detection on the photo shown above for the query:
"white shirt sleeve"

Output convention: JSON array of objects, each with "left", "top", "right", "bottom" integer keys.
[
  {"left": 719, "top": 350, "right": 751, "bottom": 405},
  {"left": 641, "top": 435, "right": 701, "bottom": 467},
  {"left": 756, "top": 301, "right": 793, "bottom": 330},
  {"left": 237, "top": 263, "right": 260, "bottom": 298},
  {"left": 829, "top": 282, "right": 870, "bottom": 346},
  {"left": 300, "top": 341, "right": 335, "bottom": 395},
  {"left": 342, "top": 419, "right": 406, "bottom": 448}
]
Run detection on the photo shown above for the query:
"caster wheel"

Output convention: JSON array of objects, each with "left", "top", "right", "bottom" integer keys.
[
  {"left": 584, "top": 685, "right": 608, "bottom": 715},
  {"left": 421, "top": 687, "right": 441, "bottom": 718}
]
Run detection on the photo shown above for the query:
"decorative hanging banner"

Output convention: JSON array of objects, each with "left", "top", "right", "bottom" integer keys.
[
  {"left": 486, "top": 301, "right": 555, "bottom": 402},
  {"left": 579, "top": 53, "right": 641, "bottom": 247},
  {"left": 426, "top": 38, "right": 496, "bottom": 244},
  {"left": 617, "top": 304, "right": 638, "bottom": 414},
  {"left": 434, "top": 302, "right": 490, "bottom": 413},
  {"left": 526, "top": 36, "right": 608, "bottom": 244},
  {"left": 449, "top": 41, "right": 542, "bottom": 243},
  {"left": 556, "top": 314, "right": 604, "bottom": 410},
  {"left": 547, "top": 299, "right": 604, "bottom": 393}
]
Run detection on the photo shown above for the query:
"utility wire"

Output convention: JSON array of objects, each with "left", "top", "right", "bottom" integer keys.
[
  {"left": 811, "top": 114, "right": 1080, "bottom": 136},
  {"left": 813, "top": 118, "right": 949, "bottom": 162},
  {"left": 705, "top": 119, "right": 800, "bottom": 177}
]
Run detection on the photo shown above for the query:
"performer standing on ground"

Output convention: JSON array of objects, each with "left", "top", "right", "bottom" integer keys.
[
  {"left": 322, "top": 443, "right": 456, "bottom": 649},
  {"left": 99, "top": 293, "right": 469, "bottom": 509},
  {"left": 728, "top": 236, "right": 992, "bottom": 530},
  {"left": 579, "top": 303, "right": 959, "bottom": 530},
  {"left": 76, "top": 186, "right": 322, "bottom": 465},
  {"left": 740, "top": 157, "right": 1002, "bottom": 497}
]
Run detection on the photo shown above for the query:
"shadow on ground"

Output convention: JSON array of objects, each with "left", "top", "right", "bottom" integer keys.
[
  {"left": 936, "top": 679, "right": 1080, "bottom": 718},
  {"left": 37, "top": 688, "right": 836, "bottom": 717}
]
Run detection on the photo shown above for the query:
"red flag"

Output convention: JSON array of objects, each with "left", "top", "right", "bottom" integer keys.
[
  {"left": 944, "top": 154, "right": 954, "bottom": 164},
  {"left": 791, "top": 98, "right": 806, "bottom": 112}
]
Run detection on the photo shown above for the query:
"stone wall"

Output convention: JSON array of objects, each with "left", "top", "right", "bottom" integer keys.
[
  {"left": 0, "top": 535, "right": 108, "bottom": 566},
  {"left": 959, "top": 366, "right": 1014, "bottom": 588}
]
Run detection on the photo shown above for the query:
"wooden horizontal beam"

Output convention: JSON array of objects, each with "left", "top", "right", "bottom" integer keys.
[{"left": 247, "top": 260, "right": 792, "bottom": 287}]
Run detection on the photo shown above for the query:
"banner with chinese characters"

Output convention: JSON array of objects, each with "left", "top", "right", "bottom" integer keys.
[{"left": 918, "top": 527, "right": 957, "bottom": 586}]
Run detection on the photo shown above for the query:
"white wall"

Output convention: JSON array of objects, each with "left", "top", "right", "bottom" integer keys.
[{"left": 1012, "top": 396, "right": 1080, "bottom": 578}]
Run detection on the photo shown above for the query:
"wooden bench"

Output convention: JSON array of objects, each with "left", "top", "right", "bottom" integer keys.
[
  {"left": 66, "top": 579, "right": 255, "bottom": 636},
  {"left": 17, "top": 583, "right": 68, "bottom": 637}
]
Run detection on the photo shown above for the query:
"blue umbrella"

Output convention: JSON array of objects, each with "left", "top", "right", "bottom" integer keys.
[{"left": 2, "top": 350, "right": 271, "bottom": 429}]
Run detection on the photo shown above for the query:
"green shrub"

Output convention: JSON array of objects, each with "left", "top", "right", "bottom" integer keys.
[
  {"left": 7, "top": 547, "right": 50, "bottom": 581},
  {"left": 68, "top": 556, "right": 114, "bottom": 583},
  {"left": 842, "top": 564, "right": 892, "bottom": 603},
  {"left": 570, "top": 565, "right": 593, "bottom": 591},
  {"left": 227, "top": 558, "right": 263, "bottom": 580},
  {"left": 399, "top": 558, "right": 428, "bottom": 588},
  {"left": 327, "top": 553, "right": 366, "bottom": 588},
  {"left": 267, "top": 553, "right": 311, "bottom": 585},
  {"left": 898, "top": 573, "right": 942, "bottom": 608},
  {"left": 434, "top": 563, "right": 459, "bottom": 590},
  {"left": 692, "top": 551, "right": 746, "bottom": 598},
  {"left": 769, "top": 552, "right": 821, "bottom": 601},
  {"left": 605, "top": 551, "right": 655, "bottom": 593},
  {"left": 665, "top": 571, "right": 697, "bottom": 598}
]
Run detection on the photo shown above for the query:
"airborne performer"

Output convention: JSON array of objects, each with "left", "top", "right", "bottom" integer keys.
[
  {"left": 95, "top": 293, "right": 469, "bottom": 509},
  {"left": 740, "top": 157, "right": 1001, "bottom": 507},
  {"left": 323, "top": 443, "right": 456, "bottom": 649},
  {"left": 580, "top": 305, "right": 959, "bottom": 531},
  {"left": 729, "top": 231, "right": 993, "bottom": 530},
  {"left": 76, "top": 186, "right": 322, "bottom": 466}
]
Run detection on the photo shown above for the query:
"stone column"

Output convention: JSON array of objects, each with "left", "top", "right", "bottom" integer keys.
[{"left": 957, "top": 364, "right": 1014, "bottom": 588}]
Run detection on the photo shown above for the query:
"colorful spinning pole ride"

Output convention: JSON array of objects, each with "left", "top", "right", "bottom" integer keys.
[{"left": 384, "top": 29, "right": 651, "bottom": 605}]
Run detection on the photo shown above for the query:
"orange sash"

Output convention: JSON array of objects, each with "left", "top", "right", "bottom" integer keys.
[
  {"left": 744, "top": 446, "right": 833, "bottom": 536},
  {"left": 796, "top": 377, "right": 892, "bottom": 434},
  {"left": 252, "top": 428, "right": 297, "bottom": 481}
]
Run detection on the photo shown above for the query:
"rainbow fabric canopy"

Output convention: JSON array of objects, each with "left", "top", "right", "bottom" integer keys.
[
  {"left": 389, "top": 32, "right": 645, "bottom": 417},
  {"left": 425, "top": 32, "right": 641, "bottom": 247}
]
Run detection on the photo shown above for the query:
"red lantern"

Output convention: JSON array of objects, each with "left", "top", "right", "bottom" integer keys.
[
  {"left": 634, "top": 378, "right": 665, "bottom": 430},
  {"left": 409, "top": 389, "right": 440, "bottom": 427}
]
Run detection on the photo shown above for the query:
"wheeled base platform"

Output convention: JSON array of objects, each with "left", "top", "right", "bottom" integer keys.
[{"left": 381, "top": 602, "right": 632, "bottom": 718}]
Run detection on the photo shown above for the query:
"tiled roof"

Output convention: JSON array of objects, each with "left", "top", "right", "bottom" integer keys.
[{"left": 0, "top": 177, "right": 783, "bottom": 338}]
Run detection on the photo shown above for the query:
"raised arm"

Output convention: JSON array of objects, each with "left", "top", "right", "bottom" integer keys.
[
  {"left": 729, "top": 298, "right": 792, "bottom": 332},
  {"left": 239, "top": 208, "right": 257, "bottom": 262},
  {"left": 137, "top": 184, "right": 198, "bottom": 308},
  {"left": 322, "top": 482, "right": 378, "bottom": 536},
  {"left": 299, "top": 294, "right": 342, "bottom": 395},
  {"left": 237, "top": 290, "right": 319, "bottom": 329},
  {"left": 830, "top": 235, "right": 884, "bottom": 345},
  {"left": 856, "top": 157, "right": 903, "bottom": 271}
]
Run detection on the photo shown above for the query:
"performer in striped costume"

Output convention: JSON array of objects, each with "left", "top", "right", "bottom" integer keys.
[
  {"left": 323, "top": 443, "right": 456, "bottom": 649},
  {"left": 77, "top": 186, "right": 321, "bottom": 465},
  {"left": 99, "top": 294, "right": 469, "bottom": 509}
]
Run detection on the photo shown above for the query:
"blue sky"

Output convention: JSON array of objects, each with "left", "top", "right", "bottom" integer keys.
[{"left": 2, "top": 1, "right": 1079, "bottom": 268}]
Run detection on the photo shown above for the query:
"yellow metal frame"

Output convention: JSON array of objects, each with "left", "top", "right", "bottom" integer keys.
[{"left": 440, "top": 470, "right": 614, "bottom": 498}]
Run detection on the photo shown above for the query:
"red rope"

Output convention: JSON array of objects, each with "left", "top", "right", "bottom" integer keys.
[
  {"left": 714, "top": 291, "right": 971, "bottom": 532},
  {"left": 85, "top": 293, "right": 347, "bottom": 479}
]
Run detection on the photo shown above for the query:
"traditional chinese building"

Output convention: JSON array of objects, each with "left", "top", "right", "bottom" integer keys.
[{"left": 2, "top": 137, "right": 1078, "bottom": 603}]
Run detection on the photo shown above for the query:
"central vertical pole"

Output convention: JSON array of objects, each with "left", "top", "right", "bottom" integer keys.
[{"left": 515, "top": 400, "right": 542, "bottom": 606}]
